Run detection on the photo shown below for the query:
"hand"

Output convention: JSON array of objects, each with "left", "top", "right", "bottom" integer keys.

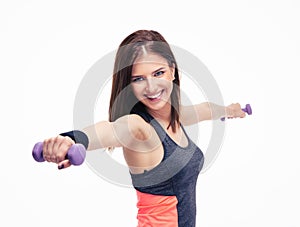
[
  {"left": 43, "top": 135, "right": 75, "bottom": 169},
  {"left": 225, "top": 103, "right": 246, "bottom": 119}
]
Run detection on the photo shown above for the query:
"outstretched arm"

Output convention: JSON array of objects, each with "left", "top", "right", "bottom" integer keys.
[
  {"left": 82, "top": 114, "right": 154, "bottom": 151},
  {"left": 180, "top": 102, "right": 246, "bottom": 126},
  {"left": 42, "top": 114, "right": 156, "bottom": 169}
]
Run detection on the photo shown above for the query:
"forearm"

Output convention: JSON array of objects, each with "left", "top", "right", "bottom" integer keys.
[
  {"left": 39, "top": 117, "right": 136, "bottom": 169},
  {"left": 181, "top": 102, "right": 226, "bottom": 125},
  {"left": 202, "top": 102, "right": 245, "bottom": 120},
  {"left": 206, "top": 102, "right": 227, "bottom": 120}
]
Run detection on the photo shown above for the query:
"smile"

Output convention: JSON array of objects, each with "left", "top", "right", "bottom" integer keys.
[{"left": 144, "top": 90, "right": 164, "bottom": 101}]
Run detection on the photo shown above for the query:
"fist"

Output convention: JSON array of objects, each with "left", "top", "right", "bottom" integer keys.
[
  {"left": 225, "top": 103, "right": 246, "bottom": 119},
  {"left": 42, "top": 135, "right": 75, "bottom": 168}
]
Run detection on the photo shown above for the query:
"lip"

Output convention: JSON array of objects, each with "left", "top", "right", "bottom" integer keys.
[{"left": 144, "top": 90, "right": 164, "bottom": 101}]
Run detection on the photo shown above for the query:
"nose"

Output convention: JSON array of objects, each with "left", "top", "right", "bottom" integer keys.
[{"left": 145, "top": 78, "right": 156, "bottom": 93}]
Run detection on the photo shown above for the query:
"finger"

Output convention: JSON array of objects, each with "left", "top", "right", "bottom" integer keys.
[
  {"left": 42, "top": 139, "right": 48, "bottom": 161},
  {"left": 58, "top": 159, "right": 71, "bottom": 170},
  {"left": 43, "top": 138, "right": 53, "bottom": 162},
  {"left": 57, "top": 136, "right": 74, "bottom": 163},
  {"left": 53, "top": 135, "right": 69, "bottom": 163},
  {"left": 241, "top": 111, "right": 246, "bottom": 118},
  {"left": 49, "top": 137, "right": 58, "bottom": 162},
  {"left": 52, "top": 136, "right": 63, "bottom": 163}
]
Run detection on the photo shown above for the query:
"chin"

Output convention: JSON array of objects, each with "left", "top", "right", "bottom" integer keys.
[{"left": 143, "top": 99, "right": 171, "bottom": 112}]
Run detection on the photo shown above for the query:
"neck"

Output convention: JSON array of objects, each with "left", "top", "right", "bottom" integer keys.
[{"left": 147, "top": 103, "right": 173, "bottom": 127}]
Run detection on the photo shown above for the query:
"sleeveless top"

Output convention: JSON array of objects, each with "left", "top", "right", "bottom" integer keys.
[{"left": 130, "top": 111, "right": 205, "bottom": 227}]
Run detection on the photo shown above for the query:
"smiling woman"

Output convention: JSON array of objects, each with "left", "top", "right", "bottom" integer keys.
[
  {"left": 39, "top": 29, "right": 246, "bottom": 227},
  {"left": 109, "top": 32, "right": 181, "bottom": 133},
  {"left": 131, "top": 54, "right": 175, "bottom": 113}
]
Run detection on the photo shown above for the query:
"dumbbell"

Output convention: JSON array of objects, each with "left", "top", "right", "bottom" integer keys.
[
  {"left": 221, "top": 104, "right": 252, "bottom": 121},
  {"left": 32, "top": 142, "right": 86, "bottom": 166}
]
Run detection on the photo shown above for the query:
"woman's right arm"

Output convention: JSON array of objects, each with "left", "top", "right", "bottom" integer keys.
[
  {"left": 43, "top": 114, "right": 154, "bottom": 169},
  {"left": 82, "top": 114, "right": 150, "bottom": 151}
]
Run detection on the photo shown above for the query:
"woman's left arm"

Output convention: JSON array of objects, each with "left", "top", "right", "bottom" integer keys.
[{"left": 180, "top": 102, "right": 246, "bottom": 126}]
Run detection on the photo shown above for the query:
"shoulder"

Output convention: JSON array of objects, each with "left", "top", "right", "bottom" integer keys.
[
  {"left": 115, "top": 114, "right": 152, "bottom": 141},
  {"left": 120, "top": 114, "right": 161, "bottom": 155},
  {"left": 128, "top": 114, "right": 153, "bottom": 141}
]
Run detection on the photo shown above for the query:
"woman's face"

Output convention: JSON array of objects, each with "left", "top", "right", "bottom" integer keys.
[{"left": 131, "top": 54, "right": 175, "bottom": 111}]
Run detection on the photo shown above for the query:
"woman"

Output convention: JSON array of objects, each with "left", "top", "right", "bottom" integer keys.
[{"left": 42, "top": 30, "right": 246, "bottom": 227}]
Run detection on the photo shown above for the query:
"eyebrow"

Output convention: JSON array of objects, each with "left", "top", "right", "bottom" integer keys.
[{"left": 131, "top": 67, "right": 166, "bottom": 77}]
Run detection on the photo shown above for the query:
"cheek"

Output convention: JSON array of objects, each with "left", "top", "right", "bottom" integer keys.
[
  {"left": 162, "top": 79, "right": 174, "bottom": 92},
  {"left": 131, "top": 84, "right": 143, "bottom": 97}
]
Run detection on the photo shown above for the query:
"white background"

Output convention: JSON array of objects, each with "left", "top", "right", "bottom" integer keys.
[{"left": 1, "top": 0, "right": 299, "bottom": 226}]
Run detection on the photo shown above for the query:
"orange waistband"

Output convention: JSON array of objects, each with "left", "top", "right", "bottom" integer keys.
[{"left": 136, "top": 190, "right": 178, "bottom": 227}]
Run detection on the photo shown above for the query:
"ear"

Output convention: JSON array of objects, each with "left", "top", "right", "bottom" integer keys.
[{"left": 171, "top": 63, "right": 176, "bottom": 80}]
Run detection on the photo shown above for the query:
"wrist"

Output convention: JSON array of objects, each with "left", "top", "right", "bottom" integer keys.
[{"left": 209, "top": 102, "right": 226, "bottom": 119}]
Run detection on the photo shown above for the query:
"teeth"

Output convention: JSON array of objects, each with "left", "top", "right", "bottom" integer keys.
[{"left": 146, "top": 90, "right": 162, "bottom": 99}]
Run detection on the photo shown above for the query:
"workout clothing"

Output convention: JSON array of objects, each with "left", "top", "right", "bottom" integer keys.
[{"left": 130, "top": 111, "right": 204, "bottom": 227}]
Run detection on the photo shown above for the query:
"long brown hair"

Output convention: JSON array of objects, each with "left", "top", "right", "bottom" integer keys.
[{"left": 109, "top": 30, "right": 181, "bottom": 132}]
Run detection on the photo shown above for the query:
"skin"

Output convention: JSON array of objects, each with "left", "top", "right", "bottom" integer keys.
[{"left": 42, "top": 53, "right": 246, "bottom": 171}]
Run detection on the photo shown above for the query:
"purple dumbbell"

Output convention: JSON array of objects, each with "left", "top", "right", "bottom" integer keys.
[
  {"left": 221, "top": 104, "right": 252, "bottom": 121},
  {"left": 32, "top": 142, "right": 86, "bottom": 166}
]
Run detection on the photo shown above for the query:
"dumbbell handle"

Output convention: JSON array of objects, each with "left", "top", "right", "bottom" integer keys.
[
  {"left": 32, "top": 142, "right": 86, "bottom": 166},
  {"left": 221, "top": 104, "right": 252, "bottom": 121}
]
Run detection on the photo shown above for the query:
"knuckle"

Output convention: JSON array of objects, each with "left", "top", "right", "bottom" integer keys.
[
  {"left": 56, "top": 135, "right": 64, "bottom": 142},
  {"left": 57, "top": 153, "right": 65, "bottom": 161},
  {"left": 64, "top": 136, "right": 75, "bottom": 145},
  {"left": 44, "top": 155, "right": 50, "bottom": 162},
  {"left": 50, "top": 156, "right": 56, "bottom": 162},
  {"left": 54, "top": 135, "right": 61, "bottom": 143},
  {"left": 47, "top": 137, "right": 55, "bottom": 145}
]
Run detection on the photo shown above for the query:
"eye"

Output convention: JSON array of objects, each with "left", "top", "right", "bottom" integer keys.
[
  {"left": 154, "top": 71, "right": 165, "bottom": 77},
  {"left": 131, "top": 76, "right": 144, "bottom": 83}
]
